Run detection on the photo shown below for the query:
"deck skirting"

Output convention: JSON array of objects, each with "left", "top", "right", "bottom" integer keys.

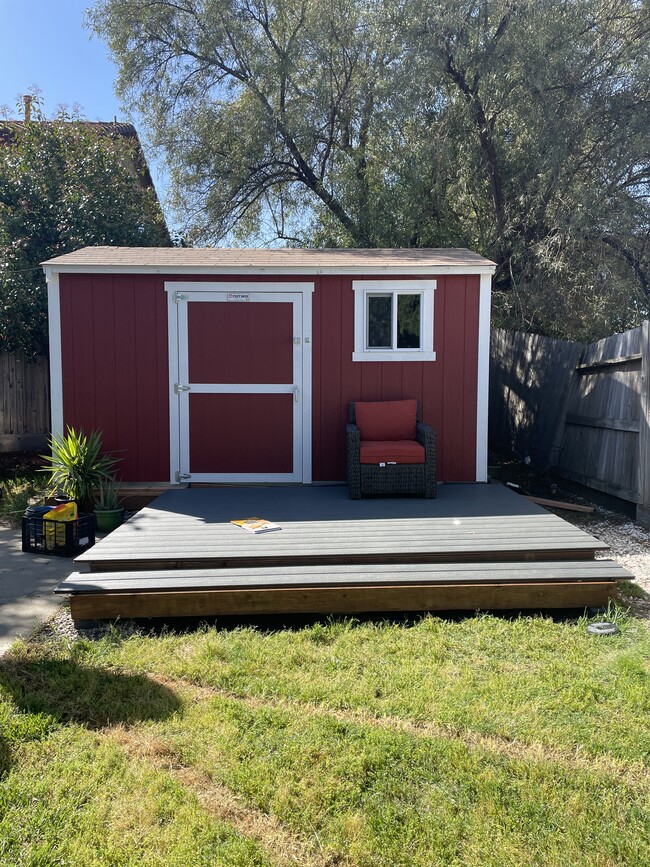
[{"left": 69, "top": 580, "right": 617, "bottom": 621}]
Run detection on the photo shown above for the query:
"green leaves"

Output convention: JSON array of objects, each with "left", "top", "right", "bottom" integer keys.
[
  {"left": 0, "top": 100, "right": 170, "bottom": 356},
  {"left": 40, "top": 427, "right": 120, "bottom": 511},
  {"left": 89, "top": 0, "right": 650, "bottom": 340}
]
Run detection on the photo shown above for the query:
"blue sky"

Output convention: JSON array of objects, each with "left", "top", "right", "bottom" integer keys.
[{"left": 0, "top": 1, "right": 169, "bottom": 215}]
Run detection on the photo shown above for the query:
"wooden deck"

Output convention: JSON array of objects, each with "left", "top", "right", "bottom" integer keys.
[{"left": 59, "top": 484, "right": 631, "bottom": 622}]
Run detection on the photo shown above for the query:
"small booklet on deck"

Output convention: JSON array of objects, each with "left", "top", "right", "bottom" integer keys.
[{"left": 230, "top": 517, "right": 281, "bottom": 534}]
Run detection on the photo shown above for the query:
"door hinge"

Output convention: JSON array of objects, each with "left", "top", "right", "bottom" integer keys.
[
  {"left": 175, "top": 471, "right": 191, "bottom": 483},
  {"left": 173, "top": 292, "right": 189, "bottom": 303},
  {"left": 174, "top": 383, "right": 191, "bottom": 394}
]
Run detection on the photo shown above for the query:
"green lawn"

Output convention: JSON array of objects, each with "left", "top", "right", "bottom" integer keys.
[{"left": 1, "top": 609, "right": 649, "bottom": 866}]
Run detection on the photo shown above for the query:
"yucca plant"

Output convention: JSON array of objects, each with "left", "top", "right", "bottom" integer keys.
[{"left": 40, "top": 427, "right": 120, "bottom": 511}]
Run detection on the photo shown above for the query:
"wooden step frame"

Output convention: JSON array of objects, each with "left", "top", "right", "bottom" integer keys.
[
  {"left": 68, "top": 579, "right": 618, "bottom": 622},
  {"left": 63, "top": 561, "right": 630, "bottom": 622}
]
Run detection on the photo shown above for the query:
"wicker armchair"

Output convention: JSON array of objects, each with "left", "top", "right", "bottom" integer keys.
[{"left": 347, "top": 399, "right": 437, "bottom": 499}]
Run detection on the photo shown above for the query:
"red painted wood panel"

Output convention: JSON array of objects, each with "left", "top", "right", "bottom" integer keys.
[
  {"left": 58, "top": 268, "right": 480, "bottom": 484},
  {"left": 60, "top": 273, "right": 170, "bottom": 482},
  {"left": 188, "top": 301, "right": 293, "bottom": 384},
  {"left": 189, "top": 393, "right": 293, "bottom": 473},
  {"left": 313, "top": 273, "right": 480, "bottom": 482}
]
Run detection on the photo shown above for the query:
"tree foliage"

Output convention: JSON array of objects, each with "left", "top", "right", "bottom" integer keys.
[
  {"left": 0, "top": 101, "right": 170, "bottom": 356},
  {"left": 89, "top": 0, "right": 650, "bottom": 340}
]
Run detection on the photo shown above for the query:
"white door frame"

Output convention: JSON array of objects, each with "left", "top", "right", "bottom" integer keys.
[{"left": 166, "top": 281, "right": 313, "bottom": 484}]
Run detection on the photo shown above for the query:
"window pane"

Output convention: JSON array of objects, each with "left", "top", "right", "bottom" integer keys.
[
  {"left": 367, "top": 295, "right": 392, "bottom": 348},
  {"left": 397, "top": 294, "right": 421, "bottom": 348}
]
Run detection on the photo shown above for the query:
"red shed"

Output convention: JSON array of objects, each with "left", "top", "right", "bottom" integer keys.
[{"left": 43, "top": 247, "right": 496, "bottom": 486}]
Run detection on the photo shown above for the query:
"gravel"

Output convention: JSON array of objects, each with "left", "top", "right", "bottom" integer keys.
[{"left": 546, "top": 505, "right": 650, "bottom": 619}]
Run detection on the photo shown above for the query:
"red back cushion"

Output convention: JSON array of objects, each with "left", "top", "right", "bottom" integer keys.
[{"left": 354, "top": 399, "right": 418, "bottom": 441}]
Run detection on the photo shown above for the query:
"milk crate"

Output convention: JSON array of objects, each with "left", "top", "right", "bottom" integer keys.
[{"left": 22, "top": 511, "right": 96, "bottom": 557}]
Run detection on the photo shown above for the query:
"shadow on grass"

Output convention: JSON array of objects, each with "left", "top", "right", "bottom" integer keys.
[
  {"left": 121, "top": 606, "right": 598, "bottom": 636},
  {"left": 0, "top": 654, "right": 182, "bottom": 777},
  {"left": 0, "top": 656, "right": 182, "bottom": 728}
]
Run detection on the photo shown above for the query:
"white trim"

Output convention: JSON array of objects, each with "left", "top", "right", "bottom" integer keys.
[
  {"left": 352, "top": 280, "right": 436, "bottom": 362},
  {"left": 476, "top": 272, "right": 493, "bottom": 482},
  {"left": 185, "top": 383, "right": 296, "bottom": 394},
  {"left": 167, "top": 288, "right": 182, "bottom": 484},
  {"left": 167, "top": 282, "right": 313, "bottom": 485},
  {"left": 166, "top": 281, "right": 315, "bottom": 295},
  {"left": 45, "top": 268, "right": 63, "bottom": 436},
  {"left": 47, "top": 264, "right": 497, "bottom": 277},
  {"left": 301, "top": 287, "right": 313, "bottom": 484}
]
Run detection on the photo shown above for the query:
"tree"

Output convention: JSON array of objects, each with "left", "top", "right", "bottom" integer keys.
[
  {"left": 89, "top": 0, "right": 650, "bottom": 341},
  {"left": 0, "top": 101, "right": 170, "bottom": 356}
]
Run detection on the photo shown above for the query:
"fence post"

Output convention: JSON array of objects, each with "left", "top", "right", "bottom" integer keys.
[{"left": 637, "top": 320, "right": 650, "bottom": 528}]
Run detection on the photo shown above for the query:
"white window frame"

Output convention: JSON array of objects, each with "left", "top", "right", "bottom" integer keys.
[{"left": 352, "top": 280, "right": 436, "bottom": 362}]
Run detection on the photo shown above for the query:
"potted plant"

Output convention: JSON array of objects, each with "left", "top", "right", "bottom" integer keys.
[
  {"left": 40, "top": 427, "right": 119, "bottom": 512},
  {"left": 93, "top": 480, "right": 125, "bottom": 533}
]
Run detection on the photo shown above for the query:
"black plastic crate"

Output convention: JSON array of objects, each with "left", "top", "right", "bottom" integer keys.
[{"left": 22, "top": 512, "right": 96, "bottom": 557}]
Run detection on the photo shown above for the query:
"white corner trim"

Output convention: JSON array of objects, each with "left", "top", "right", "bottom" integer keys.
[
  {"left": 476, "top": 272, "right": 493, "bottom": 482},
  {"left": 45, "top": 268, "right": 63, "bottom": 437}
]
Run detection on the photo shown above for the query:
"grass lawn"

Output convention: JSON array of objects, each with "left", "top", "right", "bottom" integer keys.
[{"left": 0, "top": 608, "right": 649, "bottom": 866}]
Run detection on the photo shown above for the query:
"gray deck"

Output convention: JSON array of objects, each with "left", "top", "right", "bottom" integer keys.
[
  {"left": 76, "top": 483, "right": 606, "bottom": 571},
  {"left": 60, "top": 560, "right": 630, "bottom": 594},
  {"left": 63, "top": 484, "right": 628, "bottom": 620}
]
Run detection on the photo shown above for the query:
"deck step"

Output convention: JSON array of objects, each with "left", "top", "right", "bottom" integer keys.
[{"left": 58, "top": 560, "right": 632, "bottom": 595}]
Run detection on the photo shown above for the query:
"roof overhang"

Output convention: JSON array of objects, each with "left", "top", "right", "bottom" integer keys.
[{"left": 42, "top": 246, "right": 498, "bottom": 278}]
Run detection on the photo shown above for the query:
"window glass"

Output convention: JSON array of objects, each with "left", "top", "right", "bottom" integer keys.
[
  {"left": 397, "top": 294, "right": 421, "bottom": 348},
  {"left": 367, "top": 295, "right": 392, "bottom": 347}
]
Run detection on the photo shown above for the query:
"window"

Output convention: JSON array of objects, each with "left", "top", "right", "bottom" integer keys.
[{"left": 352, "top": 280, "right": 436, "bottom": 362}]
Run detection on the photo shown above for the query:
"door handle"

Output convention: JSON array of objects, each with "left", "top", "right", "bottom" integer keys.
[{"left": 293, "top": 386, "right": 300, "bottom": 403}]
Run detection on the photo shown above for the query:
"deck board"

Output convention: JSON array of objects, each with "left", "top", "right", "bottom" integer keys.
[
  {"left": 59, "top": 560, "right": 631, "bottom": 594},
  {"left": 62, "top": 484, "right": 624, "bottom": 621},
  {"left": 76, "top": 484, "right": 606, "bottom": 570}
]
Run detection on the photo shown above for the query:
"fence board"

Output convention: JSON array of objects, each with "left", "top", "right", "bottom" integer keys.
[
  {"left": 0, "top": 354, "right": 50, "bottom": 451},
  {"left": 490, "top": 324, "right": 650, "bottom": 523},
  {"left": 558, "top": 327, "right": 643, "bottom": 502},
  {"left": 489, "top": 329, "right": 582, "bottom": 470}
]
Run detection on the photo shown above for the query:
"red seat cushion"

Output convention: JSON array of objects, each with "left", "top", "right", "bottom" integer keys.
[
  {"left": 354, "top": 399, "right": 418, "bottom": 441},
  {"left": 360, "top": 440, "right": 425, "bottom": 464}
]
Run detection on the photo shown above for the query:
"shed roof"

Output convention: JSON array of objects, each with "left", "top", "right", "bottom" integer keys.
[{"left": 42, "top": 246, "right": 496, "bottom": 275}]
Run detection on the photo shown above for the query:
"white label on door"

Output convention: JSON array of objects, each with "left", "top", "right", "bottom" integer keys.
[{"left": 227, "top": 292, "right": 250, "bottom": 302}]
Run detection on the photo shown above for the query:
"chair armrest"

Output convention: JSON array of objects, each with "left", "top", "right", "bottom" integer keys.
[
  {"left": 346, "top": 423, "right": 361, "bottom": 499},
  {"left": 417, "top": 422, "right": 437, "bottom": 498},
  {"left": 416, "top": 422, "right": 435, "bottom": 454},
  {"left": 346, "top": 423, "right": 361, "bottom": 456}
]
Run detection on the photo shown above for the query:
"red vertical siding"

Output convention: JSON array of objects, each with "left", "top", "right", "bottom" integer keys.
[
  {"left": 60, "top": 273, "right": 170, "bottom": 482},
  {"left": 58, "top": 268, "right": 480, "bottom": 484},
  {"left": 312, "top": 273, "right": 480, "bottom": 482}
]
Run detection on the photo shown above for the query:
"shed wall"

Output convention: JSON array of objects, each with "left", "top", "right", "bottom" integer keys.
[{"left": 59, "top": 271, "right": 480, "bottom": 483}]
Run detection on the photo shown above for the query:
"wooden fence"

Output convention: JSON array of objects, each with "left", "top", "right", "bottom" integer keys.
[
  {"left": 0, "top": 353, "right": 50, "bottom": 452},
  {"left": 489, "top": 329, "right": 583, "bottom": 470},
  {"left": 490, "top": 324, "right": 650, "bottom": 525}
]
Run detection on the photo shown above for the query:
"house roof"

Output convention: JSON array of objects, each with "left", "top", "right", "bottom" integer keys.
[{"left": 42, "top": 246, "right": 497, "bottom": 275}]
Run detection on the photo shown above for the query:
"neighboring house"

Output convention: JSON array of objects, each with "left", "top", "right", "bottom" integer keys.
[
  {"left": 0, "top": 118, "right": 170, "bottom": 243},
  {"left": 42, "top": 247, "right": 496, "bottom": 485}
]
